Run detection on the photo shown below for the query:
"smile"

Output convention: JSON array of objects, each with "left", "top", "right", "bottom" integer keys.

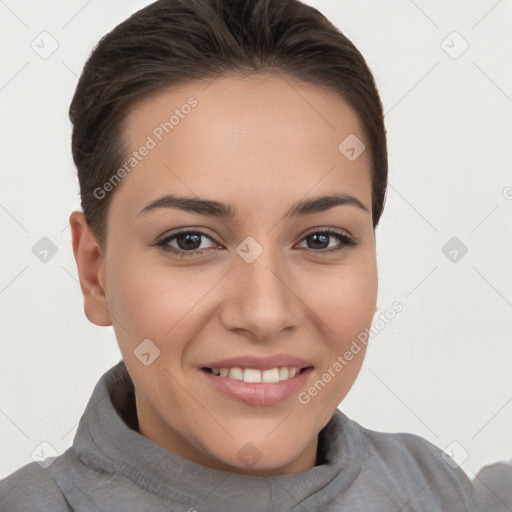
[
  {"left": 204, "top": 366, "right": 306, "bottom": 383},
  {"left": 200, "top": 366, "right": 314, "bottom": 406}
]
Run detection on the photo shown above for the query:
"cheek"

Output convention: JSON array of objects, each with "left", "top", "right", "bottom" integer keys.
[
  {"left": 105, "top": 243, "right": 377, "bottom": 352},
  {"left": 301, "top": 264, "right": 377, "bottom": 411},
  {"left": 105, "top": 256, "right": 215, "bottom": 342},
  {"left": 312, "top": 262, "right": 378, "bottom": 345}
]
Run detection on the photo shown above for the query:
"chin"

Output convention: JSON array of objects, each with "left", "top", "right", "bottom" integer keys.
[{"left": 201, "top": 436, "right": 312, "bottom": 476}]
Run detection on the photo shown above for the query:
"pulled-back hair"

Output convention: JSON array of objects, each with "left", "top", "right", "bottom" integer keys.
[{"left": 69, "top": 0, "right": 387, "bottom": 249}]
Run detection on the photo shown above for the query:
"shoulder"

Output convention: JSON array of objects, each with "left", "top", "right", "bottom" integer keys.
[
  {"left": 472, "top": 460, "right": 512, "bottom": 511},
  {"left": 352, "top": 420, "right": 512, "bottom": 511},
  {"left": 362, "top": 426, "right": 451, "bottom": 469},
  {"left": 0, "top": 459, "right": 71, "bottom": 511},
  {"left": 343, "top": 416, "right": 477, "bottom": 510},
  {"left": 344, "top": 415, "right": 465, "bottom": 477},
  {"left": 367, "top": 426, "right": 473, "bottom": 481}
]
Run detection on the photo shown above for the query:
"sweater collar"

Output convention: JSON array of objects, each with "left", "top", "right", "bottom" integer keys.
[{"left": 72, "top": 360, "right": 365, "bottom": 510}]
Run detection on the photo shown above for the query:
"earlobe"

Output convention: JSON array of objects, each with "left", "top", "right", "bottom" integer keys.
[{"left": 69, "top": 211, "right": 112, "bottom": 327}]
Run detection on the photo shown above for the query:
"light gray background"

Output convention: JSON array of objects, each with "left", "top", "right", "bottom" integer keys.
[{"left": 1, "top": 0, "right": 511, "bottom": 480}]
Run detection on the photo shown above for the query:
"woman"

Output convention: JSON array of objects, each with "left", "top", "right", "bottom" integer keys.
[{"left": 1, "top": 0, "right": 510, "bottom": 510}]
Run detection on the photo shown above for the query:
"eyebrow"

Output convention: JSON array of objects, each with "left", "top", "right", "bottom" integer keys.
[{"left": 138, "top": 192, "right": 368, "bottom": 218}]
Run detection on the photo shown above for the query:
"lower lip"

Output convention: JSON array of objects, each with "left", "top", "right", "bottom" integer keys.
[{"left": 200, "top": 367, "right": 313, "bottom": 406}]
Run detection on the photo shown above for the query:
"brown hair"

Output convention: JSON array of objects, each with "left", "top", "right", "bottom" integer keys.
[{"left": 69, "top": 0, "right": 387, "bottom": 250}]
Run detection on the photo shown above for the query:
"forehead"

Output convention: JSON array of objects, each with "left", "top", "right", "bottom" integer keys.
[{"left": 112, "top": 73, "right": 372, "bottom": 222}]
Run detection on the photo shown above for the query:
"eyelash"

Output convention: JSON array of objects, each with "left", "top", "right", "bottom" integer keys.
[{"left": 154, "top": 228, "right": 357, "bottom": 257}]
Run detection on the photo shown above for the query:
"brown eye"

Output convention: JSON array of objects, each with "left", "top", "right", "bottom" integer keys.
[
  {"left": 297, "top": 229, "right": 357, "bottom": 254},
  {"left": 155, "top": 230, "right": 218, "bottom": 256}
]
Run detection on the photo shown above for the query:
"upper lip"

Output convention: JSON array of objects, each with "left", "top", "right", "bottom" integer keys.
[{"left": 202, "top": 354, "right": 313, "bottom": 371}]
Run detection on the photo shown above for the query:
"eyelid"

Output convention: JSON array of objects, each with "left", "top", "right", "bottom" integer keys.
[
  {"left": 157, "top": 225, "right": 354, "bottom": 243},
  {"left": 154, "top": 226, "right": 358, "bottom": 256},
  {"left": 157, "top": 227, "right": 218, "bottom": 240},
  {"left": 302, "top": 225, "right": 354, "bottom": 239},
  {"left": 295, "top": 227, "right": 358, "bottom": 251},
  {"left": 154, "top": 227, "right": 221, "bottom": 254}
]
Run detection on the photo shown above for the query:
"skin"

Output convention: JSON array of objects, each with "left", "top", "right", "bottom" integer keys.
[{"left": 70, "top": 72, "right": 378, "bottom": 477}]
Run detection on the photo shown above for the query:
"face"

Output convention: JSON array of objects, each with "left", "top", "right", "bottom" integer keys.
[{"left": 70, "top": 73, "right": 378, "bottom": 476}]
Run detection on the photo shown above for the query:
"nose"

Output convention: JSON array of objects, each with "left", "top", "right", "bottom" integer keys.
[{"left": 219, "top": 243, "right": 305, "bottom": 341}]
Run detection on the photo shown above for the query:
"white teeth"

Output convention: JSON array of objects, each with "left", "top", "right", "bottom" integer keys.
[
  {"left": 262, "top": 368, "right": 280, "bottom": 383},
  {"left": 244, "top": 368, "right": 261, "bottom": 383},
  {"left": 228, "top": 367, "right": 244, "bottom": 380},
  {"left": 209, "top": 366, "right": 302, "bottom": 382}
]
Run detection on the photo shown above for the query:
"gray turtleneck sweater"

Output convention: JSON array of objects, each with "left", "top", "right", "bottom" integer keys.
[{"left": 1, "top": 360, "right": 511, "bottom": 511}]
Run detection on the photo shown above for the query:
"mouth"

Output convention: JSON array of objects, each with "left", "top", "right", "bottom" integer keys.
[
  {"left": 201, "top": 366, "right": 312, "bottom": 383},
  {"left": 199, "top": 366, "right": 314, "bottom": 406}
]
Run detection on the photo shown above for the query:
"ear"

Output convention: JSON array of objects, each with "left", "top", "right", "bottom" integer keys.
[{"left": 69, "top": 211, "right": 112, "bottom": 326}]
